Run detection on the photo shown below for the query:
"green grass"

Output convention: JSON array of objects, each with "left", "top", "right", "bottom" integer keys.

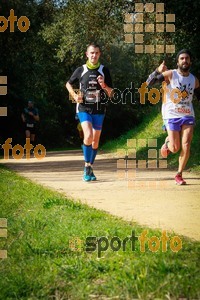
[
  {"left": 0, "top": 101, "right": 200, "bottom": 299},
  {"left": 102, "top": 102, "right": 200, "bottom": 173},
  {"left": 0, "top": 165, "right": 200, "bottom": 299}
]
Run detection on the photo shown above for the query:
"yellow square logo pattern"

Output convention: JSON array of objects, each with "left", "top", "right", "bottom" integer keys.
[
  {"left": 0, "top": 218, "right": 7, "bottom": 259},
  {"left": 0, "top": 76, "right": 7, "bottom": 117},
  {"left": 116, "top": 139, "right": 168, "bottom": 189},
  {"left": 124, "top": 3, "right": 175, "bottom": 53}
]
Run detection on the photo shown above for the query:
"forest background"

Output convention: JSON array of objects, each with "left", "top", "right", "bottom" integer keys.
[{"left": 0, "top": 0, "right": 200, "bottom": 149}]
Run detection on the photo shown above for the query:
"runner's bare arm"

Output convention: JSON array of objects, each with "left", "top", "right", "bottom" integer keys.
[
  {"left": 195, "top": 77, "right": 199, "bottom": 89},
  {"left": 33, "top": 113, "right": 39, "bottom": 122},
  {"left": 146, "top": 61, "right": 172, "bottom": 86},
  {"left": 194, "top": 77, "right": 200, "bottom": 101},
  {"left": 97, "top": 75, "right": 113, "bottom": 98},
  {"left": 21, "top": 113, "right": 25, "bottom": 122},
  {"left": 66, "top": 82, "right": 83, "bottom": 103}
]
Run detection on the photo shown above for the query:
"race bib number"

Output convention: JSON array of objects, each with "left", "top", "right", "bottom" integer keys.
[
  {"left": 26, "top": 123, "right": 34, "bottom": 128},
  {"left": 85, "top": 90, "right": 100, "bottom": 103},
  {"left": 175, "top": 106, "right": 191, "bottom": 114}
]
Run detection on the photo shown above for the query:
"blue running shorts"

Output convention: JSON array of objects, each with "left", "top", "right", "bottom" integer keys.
[
  {"left": 78, "top": 112, "right": 105, "bottom": 130},
  {"left": 163, "top": 116, "right": 195, "bottom": 131}
]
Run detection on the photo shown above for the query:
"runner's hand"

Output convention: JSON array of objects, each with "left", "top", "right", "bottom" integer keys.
[
  {"left": 97, "top": 75, "right": 105, "bottom": 87},
  {"left": 74, "top": 92, "right": 83, "bottom": 103},
  {"left": 157, "top": 61, "right": 168, "bottom": 73}
]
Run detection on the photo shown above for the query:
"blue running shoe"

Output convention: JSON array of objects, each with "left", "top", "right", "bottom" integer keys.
[
  {"left": 83, "top": 166, "right": 91, "bottom": 182},
  {"left": 90, "top": 167, "right": 96, "bottom": 181}
]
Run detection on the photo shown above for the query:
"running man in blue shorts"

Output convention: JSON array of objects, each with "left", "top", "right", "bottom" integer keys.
[
  {"left": 147, "top": 49, "right": 200, "bottom": 185},
  {"left": 66, "top": 43, "right": 113, "bottom": 181}
]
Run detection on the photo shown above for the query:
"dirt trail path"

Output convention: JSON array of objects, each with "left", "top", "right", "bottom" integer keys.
[{"left": 1, "top": 150, "right": 200, "bottom": 240}]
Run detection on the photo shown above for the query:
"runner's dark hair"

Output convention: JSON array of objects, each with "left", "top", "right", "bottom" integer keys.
[
  {"left": 176, "top": 49, "right": 192, "bottom": 62},
  {"left": 87, "top": 42, "right": 101, "bottom": 51}
]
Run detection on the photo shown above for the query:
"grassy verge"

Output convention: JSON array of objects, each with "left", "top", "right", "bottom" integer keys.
[
  {"left": 102, "top": 102, "right": 200, "bottom": 173},
  {"left": 0, "top": 165, "right": 200, "bottom": 299}
]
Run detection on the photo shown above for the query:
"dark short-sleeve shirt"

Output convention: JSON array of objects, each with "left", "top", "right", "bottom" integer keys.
[
  {"left": 23, "top": 107, "right": 39, "bottom": 124},
  {"left": 68, "top": 64, "right": 112, "bottom": 114}
]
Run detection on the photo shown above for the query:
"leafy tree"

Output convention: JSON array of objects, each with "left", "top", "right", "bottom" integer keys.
[{"left": 1, "top": 0, "right": 200, "bottom": 149}]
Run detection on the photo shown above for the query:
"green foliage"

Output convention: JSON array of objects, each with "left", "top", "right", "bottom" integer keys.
[
  {"left": 40, "top": 0, "right": 125, "bottom": 63},
  {"left": 1, "top": 0, "right": 200, "bottom": 148}
]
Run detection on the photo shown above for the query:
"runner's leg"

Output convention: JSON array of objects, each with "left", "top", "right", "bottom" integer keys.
[
  {"left": 25, "top": 129, "right": 30, "bottom": 139},
  {"left": 91, "top": 128, "right": 101, "bottom": 162},
  {"left": 87, "top": 129, "right": 101, "bottom": 181},
  {"left": 178, "top": 125, "right": 193, "bottom": 173},
  {"left": 80, "top": 120, "right": 93, "bottom": 181},
  {"left": 166, "top": 129, "right": 180, "bottom": 153},
  {"left": 90, "top": 114, "right": 104, "bottom": 165},
  {"left": 81, "top": 120, "right": 93, "bottom": 167},
  {"left": 89, "top": 114, "right": 105, "bottom": 180}
]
